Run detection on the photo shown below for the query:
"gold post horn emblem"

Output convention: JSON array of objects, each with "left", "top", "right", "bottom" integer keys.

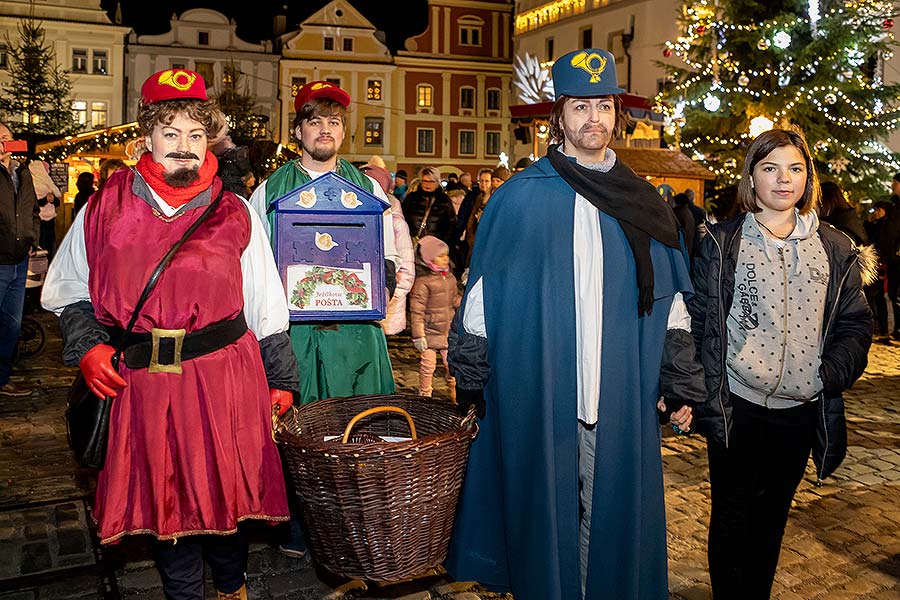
[
  {"left": 157, "top": 69, "right": 197, "bottom": 91},
  {"left": 570, "top": 51, "right": 608, "bottom": 83}
]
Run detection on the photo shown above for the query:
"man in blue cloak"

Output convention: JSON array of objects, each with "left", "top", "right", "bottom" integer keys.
[{"left": 446, "top": 48, "right": 705, "bottom": 600}]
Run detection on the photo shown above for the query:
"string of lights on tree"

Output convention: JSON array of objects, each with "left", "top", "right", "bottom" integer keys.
[{"left": 655, "top": 0, "right": 900, "bottom": 201}]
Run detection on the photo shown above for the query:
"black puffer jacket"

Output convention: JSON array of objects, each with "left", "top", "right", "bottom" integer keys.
[
  {"left": 402, "top": 188, "right": 457, "bottom": 245},
  {"left": 687, "top": 214, "right": 873, "bottom": 480}
]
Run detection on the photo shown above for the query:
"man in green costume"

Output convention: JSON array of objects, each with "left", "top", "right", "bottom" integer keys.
[{"left": 250, "top": 80, "right": 399, "bottom": 406}]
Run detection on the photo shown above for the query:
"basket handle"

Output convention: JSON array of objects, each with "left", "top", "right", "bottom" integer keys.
[{"left": 341, "top": 405, "right": 418, "bottom": 443}]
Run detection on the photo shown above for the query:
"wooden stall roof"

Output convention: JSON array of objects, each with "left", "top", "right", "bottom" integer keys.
[{"left": 615, "top": 147, "right": 716, "bottom": 180}]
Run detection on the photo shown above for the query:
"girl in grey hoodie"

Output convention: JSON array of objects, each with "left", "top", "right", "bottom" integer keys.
[{"left": 688, "top": 129, "right": 873, "bottom": 600}]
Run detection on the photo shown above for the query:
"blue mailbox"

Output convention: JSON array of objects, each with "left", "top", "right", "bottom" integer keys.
[{"left": 270, "top": 172, "right": 389, "bottom": 321}]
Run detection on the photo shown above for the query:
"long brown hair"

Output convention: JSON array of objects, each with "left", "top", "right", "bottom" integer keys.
[
  {"left": 547, "top": 95, "right": 630, "bottom": 145},
  {"left": 737, "top": 128, "right": 820, "bottom": 215}
]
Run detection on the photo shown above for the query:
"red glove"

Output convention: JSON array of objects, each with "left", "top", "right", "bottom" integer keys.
[
  {"left": 80, "top": 344, "right": 127, "bottom": 399},
  {"left": 270, "top": 389, "right": 293, "bottom": 417}
]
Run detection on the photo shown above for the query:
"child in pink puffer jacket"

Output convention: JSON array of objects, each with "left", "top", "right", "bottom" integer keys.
[{"left": 409, "top": 236, "right": 461, "bottom": 399}]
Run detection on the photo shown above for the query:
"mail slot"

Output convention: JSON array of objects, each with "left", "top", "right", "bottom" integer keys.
[{"left": 270, "top": 172, "right": 390, "bottom": 321}]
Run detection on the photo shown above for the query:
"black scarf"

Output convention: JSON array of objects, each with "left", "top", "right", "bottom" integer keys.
[{"left": 546, "top": 144, "right": 682, "bottom": 316}]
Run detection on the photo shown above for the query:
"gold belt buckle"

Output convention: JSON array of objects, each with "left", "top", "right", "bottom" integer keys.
[{"left": 148, "top": 327, "right": 186, "bottom": 374}]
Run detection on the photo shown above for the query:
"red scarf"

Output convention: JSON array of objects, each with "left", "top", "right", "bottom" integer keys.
[{"left": 135, "top": 151, "right": 219, "bottom": 208}]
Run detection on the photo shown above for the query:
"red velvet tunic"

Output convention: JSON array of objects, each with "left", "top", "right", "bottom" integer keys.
[{"left": 83, "top": 171, "right": 288, "bottom": 543}]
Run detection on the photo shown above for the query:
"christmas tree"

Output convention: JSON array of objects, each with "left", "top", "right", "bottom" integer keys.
[
  {"left": 656, "top": 0, "right": 900, "bottom": 202},
  {"left": 0, "top": 18, "right": 81, "bottom": 137}
]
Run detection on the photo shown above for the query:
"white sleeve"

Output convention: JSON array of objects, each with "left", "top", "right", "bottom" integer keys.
[
  {"left": 667, "top": 292, "right": 691, "bottom": 331},
  {"left": 461, "top": 276, "right": 486, "bottom": 337},
  {"left": 41, "top": 208, "right": 91, "bottom": 315},
  {"left": 366, "top": 176, "right": 401, "bottom": 268},
  {"left": 240, "top": 199, "right": 290, "bottom": 339},
  {"left": 248, "top": 179, "right": 270, "bottom": 237}
]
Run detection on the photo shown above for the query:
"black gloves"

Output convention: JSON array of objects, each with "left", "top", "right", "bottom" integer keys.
[{"left": 456, "top": 386, "right": 485, "bottom": 419}]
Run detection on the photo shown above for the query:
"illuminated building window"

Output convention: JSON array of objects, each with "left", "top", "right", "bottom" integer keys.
[
  {"left": 91, "top": 102, "right": 107, "bottom": 128},
  {"left": 364, "top": 117, "right": 383, "bottom": 146},
  {"left": 417, "top": 84, "right": 433, "bottom": 108},
  {"left": 71, "top": 100, "right": 87, "bottom": 125},
  {"left": 367, "top": 79, "right": 382, "bottom": 101}
]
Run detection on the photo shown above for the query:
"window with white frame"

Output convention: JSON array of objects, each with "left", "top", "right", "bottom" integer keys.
[
  {"left": 324, "top": 37, "right": 334, "bottom": 51},
  {"left": 91, "top": 102, "right": 107, "bottom": 128},
  {"left": 486, "top": 131, "right": 501, "bottom": 156},
  {"left": 417, "top": 84, "right": 433, "bottom": 108},
  {"left": 92, "top": 50, "right": 107, "bottom": 75},
  {"left": 460, "top": 87, "right": 475, "bottom": 110},
  {"left": 364, "top": 117, "right": 383, "bottom": 146},
  {"left": 71, "top": 101, "right": 87, "bottom": 125},
  {"left": 487, "top": 88, "right": 501, "bottom": 111},
  {"left": 459, "top": 16, "right": 484, "bottom": 47},
  {"left": 72, "top": 49, "right": 87, "bottom": 73},
  {"left": 417, "top": 128, "right": 435, "bottom": 154},
  {"left": 343, "top": 38, "right": 353, "bottom": 52},
  {"left": 459, "top": 130, "right": 475, "bottom": 155}
]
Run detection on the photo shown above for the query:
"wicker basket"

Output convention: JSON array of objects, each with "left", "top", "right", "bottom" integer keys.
[{"left": 276, "top": 394, "right": 478, "bottom": 581}]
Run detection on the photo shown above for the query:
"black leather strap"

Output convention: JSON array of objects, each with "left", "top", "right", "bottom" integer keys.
[
  {"left": 110, "top": 188, "right": 225, "bottom": 369},
  {"left": 107, "top": 312, "right": 248, "bottom": 370}
]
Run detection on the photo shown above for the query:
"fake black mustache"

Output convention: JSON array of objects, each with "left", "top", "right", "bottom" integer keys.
[{"left": 166, "top": 152, "right": 200, "bottom": 160}]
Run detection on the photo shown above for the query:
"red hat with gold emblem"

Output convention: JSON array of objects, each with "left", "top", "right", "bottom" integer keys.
[
  {"left": 141, "top": 69, "right": 208, "bottom": 105},
  {"left": 294, "top": 80, "right": 351, "bottom": 112}
]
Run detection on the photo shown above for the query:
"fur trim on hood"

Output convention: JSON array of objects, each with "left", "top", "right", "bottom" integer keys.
[{"left": 857, "top": 244, "right": 879, "bottom": 287}]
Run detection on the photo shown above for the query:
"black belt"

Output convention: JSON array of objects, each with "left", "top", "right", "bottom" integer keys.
[{"left": 106, "top": 313, "right": 248, "bottom": 373}]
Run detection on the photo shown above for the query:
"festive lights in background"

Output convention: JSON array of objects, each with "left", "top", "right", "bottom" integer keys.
[
  {"left": 36, "top": 123, "right": 142, "bottom": 162},
  {"left": 656, "top": 0, "right": 900, "bottom": 197}
]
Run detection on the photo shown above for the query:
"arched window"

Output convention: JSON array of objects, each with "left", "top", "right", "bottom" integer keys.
[{"left": 458, "top": 16, "right": 484, "bottom": 47}]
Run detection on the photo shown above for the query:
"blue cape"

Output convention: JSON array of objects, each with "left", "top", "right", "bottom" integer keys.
[{"left": 445, "top": 156, "right": 692, "bottom": 600}]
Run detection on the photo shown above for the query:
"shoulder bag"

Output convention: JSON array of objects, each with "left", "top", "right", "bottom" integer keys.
[{"left": 65, "top": 190, "right": 223, "bottom": 469}]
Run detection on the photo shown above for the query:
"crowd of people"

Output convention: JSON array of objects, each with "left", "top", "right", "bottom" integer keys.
[{"left": 0, "top": 41, "right": 893, "bottom": 600}]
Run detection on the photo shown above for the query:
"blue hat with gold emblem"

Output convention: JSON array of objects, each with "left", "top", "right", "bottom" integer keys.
[{"left": 552, "top": 48, "right": 625, "bottom": 98}]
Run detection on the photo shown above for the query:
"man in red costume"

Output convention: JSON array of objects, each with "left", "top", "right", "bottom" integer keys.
[{"left": 42, "top": 69, "right": 297, "bottom": 600}]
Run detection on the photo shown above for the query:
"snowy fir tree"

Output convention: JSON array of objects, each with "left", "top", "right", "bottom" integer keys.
[
  {"left": 656, "top": 0, "right": 900, "bottom": 202},
  {"left": 0, "top": 18, "right": 80, "bottom": 137}
]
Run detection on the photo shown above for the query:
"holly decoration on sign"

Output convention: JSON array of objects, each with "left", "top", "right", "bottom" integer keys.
[{"left": 292, "top": 266, "right": 369, "bottom": 309}]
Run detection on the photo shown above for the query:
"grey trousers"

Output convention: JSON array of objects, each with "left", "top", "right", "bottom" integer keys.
[{"left": 578, "top": 420, "right": 597, "bottom": 599}]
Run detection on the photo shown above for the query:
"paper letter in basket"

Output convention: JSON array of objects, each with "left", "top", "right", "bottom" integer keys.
[{"left": 287, "top": 264, "right": 373, "bottom": 312}]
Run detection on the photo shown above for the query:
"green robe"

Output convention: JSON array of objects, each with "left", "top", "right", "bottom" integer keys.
[{"left": 263, "top": 159, "right": 395, "bottom": 405}]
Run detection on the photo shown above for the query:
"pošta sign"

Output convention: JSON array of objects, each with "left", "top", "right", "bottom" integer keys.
[{"left": 270, "top": 172, "right": 389, "bottom": 321}]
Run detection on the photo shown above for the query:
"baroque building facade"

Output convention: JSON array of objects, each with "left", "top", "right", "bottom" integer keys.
[{"left": 0, "top": 0, "right": 129, "bottom": 129}]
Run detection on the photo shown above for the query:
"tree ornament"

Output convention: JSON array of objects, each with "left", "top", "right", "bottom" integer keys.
[
  {"left": 703, "top": 94, "right": 721, "bottom": 112},
  {"left": 829, "top": 157, "right": 849, "bottom": 173},
  {"left": 757, "top": 38, "right": 770, "bottom": 50},
  {"left": 773, "top": 31, "right": 791, "bottom": 49},
  {"left": 841, "top": 68, "right": 853, "bottom": 79},
  {"left": 738, "top": 74, "right": 750, "bottom": 86},
  {"left": 695, "top": 24, "right": 707, "bottom": 34},
  {"left": 824, "top": 92, "right": 837, "bottom": 104},
  {"left": 884, "top": 18, "right": 894, "bottom": 29},
  {"left": 663, "top": 47, "right": 672, "bottom": 57}
]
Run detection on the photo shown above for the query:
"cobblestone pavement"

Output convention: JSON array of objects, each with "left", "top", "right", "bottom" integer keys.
[{"left": 0, "top": 310, "right": 898, "bottom": 599}]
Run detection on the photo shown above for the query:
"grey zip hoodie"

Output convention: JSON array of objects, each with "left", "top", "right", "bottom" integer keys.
[{"left": 726, "top": 210, "right": 828, "bottom": 408}]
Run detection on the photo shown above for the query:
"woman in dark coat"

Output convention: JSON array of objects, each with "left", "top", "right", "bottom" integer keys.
[
  {"left": 72, "top": 172, "right": 95, "bottom": 216},
  {"left": 819, "top": 180, "right": 867, "bottom": 245},
  {"left": 402, "top": 166, "right": 457, "bottom": 245}
]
